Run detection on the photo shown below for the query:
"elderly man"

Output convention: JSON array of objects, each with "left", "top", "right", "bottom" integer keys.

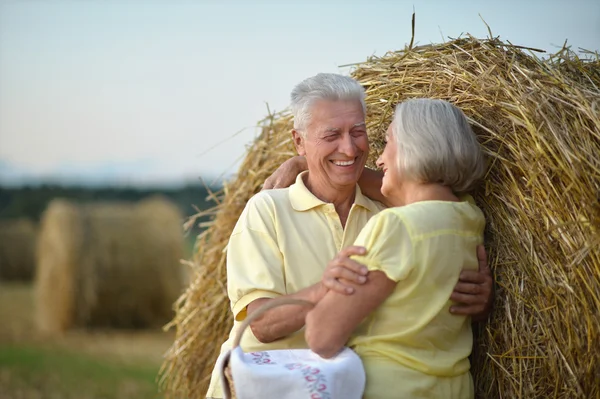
[{"left": 206, "top": 73, "right": 492, "bottom": 398}]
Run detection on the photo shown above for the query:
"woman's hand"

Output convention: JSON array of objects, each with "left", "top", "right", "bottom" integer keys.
[
  {"left": 322, "top": 246, "right": 369, "bottom": 295},
  {"left": 450, "top": 245, "right": 494, "bottom": 321},
  {"left": 262, "top": 156, "right": 308, "bottom": 190}
]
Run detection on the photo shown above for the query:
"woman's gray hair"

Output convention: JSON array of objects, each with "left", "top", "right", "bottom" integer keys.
[
  {"left": 390, "top": 98, "right": 486, "bottom": 193},
  {"left": 290, "top": 73, "right": 366, "bottom": 134}
]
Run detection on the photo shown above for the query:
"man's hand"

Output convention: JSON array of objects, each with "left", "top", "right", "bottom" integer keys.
[
  {"left": 450, "top": 245, "right": 493, "bottom": 321},
  {"left": 263, "top": 156, "right": 308, "bottom": 190},
  {"left": 323, "top": 246, "right": 369, "bottom": 295}
]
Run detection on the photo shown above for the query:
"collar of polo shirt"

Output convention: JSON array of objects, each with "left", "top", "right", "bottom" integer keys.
[{"left": 289, "top": 171, "right": 379, "bottom": 214}]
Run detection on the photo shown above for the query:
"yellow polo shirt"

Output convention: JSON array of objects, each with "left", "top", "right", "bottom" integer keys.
[
  {"left": 349, "top": 198, "right": 485, "bottom": 399},
  {"left": 206, "top": 171, "right": 384, "bottom": 398}
]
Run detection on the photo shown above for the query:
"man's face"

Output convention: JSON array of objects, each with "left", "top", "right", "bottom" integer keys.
[{"left": 293, "top": 99, "right": 369, "bottom": 191}]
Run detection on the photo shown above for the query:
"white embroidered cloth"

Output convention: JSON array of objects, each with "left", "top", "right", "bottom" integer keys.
[{"left": 217, "top": 347, "right": 366, "bottom": 399}]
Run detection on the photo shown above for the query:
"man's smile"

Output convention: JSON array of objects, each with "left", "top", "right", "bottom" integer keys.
[{"left": 331, "top": 158, "right": 357, "bottom": 167}]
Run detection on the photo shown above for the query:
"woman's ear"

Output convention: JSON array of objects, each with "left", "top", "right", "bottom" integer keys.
[{"left": 292, "top": 129, "right": 306, "bottom": 156}]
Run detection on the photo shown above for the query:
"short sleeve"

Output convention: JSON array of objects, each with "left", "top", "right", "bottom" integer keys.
[
  {"left": 226, "top": 193, "right": 285, "bottom": 321},
  {"left": 351, "top": 210, "right": 414, "bottom": 282}
]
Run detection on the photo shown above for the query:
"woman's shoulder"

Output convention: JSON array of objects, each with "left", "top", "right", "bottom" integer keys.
[
  {"left": 399, "top": 197, "right": 482, "bottom": 217},
  {"left": 375, "top": 206, "right": 413, "bottom": 222},
  {"left": 371, "top": 207, "right": 403, "bottom": 223},
  {"left": 364, "top": 207, "right": 410, "bottom": 237},
  {"left": 395, "top": 198, "right": 485, "bottom": 235}
]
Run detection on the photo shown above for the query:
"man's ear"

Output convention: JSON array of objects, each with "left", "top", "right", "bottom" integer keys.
[{"left": 292, "top": 129, "right": 306, "bottom": 156}]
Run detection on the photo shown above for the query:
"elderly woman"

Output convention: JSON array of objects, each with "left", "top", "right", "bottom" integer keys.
[{"left": 304, "top": 98, "right": 486, "bottom": 399}]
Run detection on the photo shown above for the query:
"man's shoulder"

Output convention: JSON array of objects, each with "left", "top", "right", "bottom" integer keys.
[
  {"left": 233, "top": 189, "right": 292, "bottom": 235},
  {"left": 245, "top": 187, "right": 292, "bottom": 212}
]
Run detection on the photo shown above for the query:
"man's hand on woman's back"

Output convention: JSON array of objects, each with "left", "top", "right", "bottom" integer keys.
[{"left": 450, "top": 245, "right": 493, "bottom": 321}]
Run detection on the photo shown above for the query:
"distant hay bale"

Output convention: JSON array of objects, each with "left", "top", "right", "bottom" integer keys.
[
  {"left": 161, "top": 36, "right": 600, "bottom": 399},
  {"left": 35, "top": 196, "right": 185, "bottom": 334},
  {"left": 0, "top": 218, "right": 37, "bottom": 281}
]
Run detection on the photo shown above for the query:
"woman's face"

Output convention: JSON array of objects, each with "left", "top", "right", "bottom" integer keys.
[{"left": 376, "top": 125, "right": 402, "bottom": 200}]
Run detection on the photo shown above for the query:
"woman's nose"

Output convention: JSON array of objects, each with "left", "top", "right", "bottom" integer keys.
[{"left": 376, "top": 156, "right": 383, "bottom": 169}]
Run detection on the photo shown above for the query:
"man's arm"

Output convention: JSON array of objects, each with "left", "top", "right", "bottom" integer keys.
[
  {"left": 247, "top": 284, "right": 325, "bottom": 343},
  {"left": 246, "top": 246, "right": 370, "bottom": 343}
]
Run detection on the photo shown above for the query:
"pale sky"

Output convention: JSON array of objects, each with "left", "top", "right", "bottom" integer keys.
[{"left": 1, "top": 0, "right": 599, "bottom": 186}]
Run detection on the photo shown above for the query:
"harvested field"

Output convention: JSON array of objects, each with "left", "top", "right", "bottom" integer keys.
[{"left": 0, "top": 282, "right": 174, "bottom": 399}]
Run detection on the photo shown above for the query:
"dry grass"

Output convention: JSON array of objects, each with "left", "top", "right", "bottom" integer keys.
[
  {"left": 35, "top": 196, "right": 185, "bottom": 334},
  {"left": 161, "top": 36, "right": 600, "bottom": 398},
  {"left": 159, "top": 113, "right": 295, "bottom": 397}
]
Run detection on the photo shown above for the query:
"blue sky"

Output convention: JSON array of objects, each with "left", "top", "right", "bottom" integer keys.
[{"left": 1, "top": 0, "right": 599, "bottom": 187}]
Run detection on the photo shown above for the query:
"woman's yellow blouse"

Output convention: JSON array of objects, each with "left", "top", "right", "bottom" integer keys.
[{"left": 349, "top": 198, "right": 485, "bottom": 398}]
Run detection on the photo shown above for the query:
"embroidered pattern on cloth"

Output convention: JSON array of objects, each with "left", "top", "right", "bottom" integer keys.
[
  {"left": 285, "top": 363, "right": 331, "bottom": 399},
  {"left": 249, "top": 352, "right": 276, "bottom": 365}
]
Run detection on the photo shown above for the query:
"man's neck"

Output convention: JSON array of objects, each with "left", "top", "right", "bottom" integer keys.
[{"left": 304, "top": 173, "right": 356, "bottom": 227}]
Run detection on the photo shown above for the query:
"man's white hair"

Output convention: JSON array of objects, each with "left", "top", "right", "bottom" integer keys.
[
  {"left": 390, "top": 98, "right": 486, "bottom": 194},
  {"left": 290, "top": 73, "right": 366, "bottom": 135}
]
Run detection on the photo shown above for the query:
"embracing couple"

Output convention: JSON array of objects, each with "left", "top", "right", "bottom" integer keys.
[{"left": 207, "top": 73, "right": 492, "bottom": 399}]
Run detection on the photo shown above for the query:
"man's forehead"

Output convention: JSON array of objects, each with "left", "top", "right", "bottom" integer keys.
[
  {"left": 325, "top": 122, "right": 366, "bottom": 132},
  {"left": 304, "top": 99, "right": 365, "bottom": 133}
]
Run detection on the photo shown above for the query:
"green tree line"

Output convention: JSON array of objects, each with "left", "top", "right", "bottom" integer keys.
[{"left": 0, "top": 183, "right": 221, "bottom": 238}]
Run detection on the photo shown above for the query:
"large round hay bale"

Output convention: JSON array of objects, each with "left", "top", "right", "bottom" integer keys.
[
  {"left": 161, "top": 37, "right": 600, "bottom": 399},
  {"left": 0, "top": 218, "right": 37, "bottom": 281},
  {"left": 35, "top": 196, "right": 185, "bottom": 334}
]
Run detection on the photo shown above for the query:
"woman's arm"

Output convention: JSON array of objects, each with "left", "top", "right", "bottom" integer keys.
[
  {"left": 305, "top": 271, "right": 396, "bottom": 358},
  {"left": 262, "top": 156, "right": 307, "bottom": 190},
  {"left": 357, "top": 168, "right": 388, "bottom": 206},
  {"left": 305, "top": 213, "right": 408, "bottom": 358},
  {"left": 263, "top": 157, "right": 390, "bottom": 207}
]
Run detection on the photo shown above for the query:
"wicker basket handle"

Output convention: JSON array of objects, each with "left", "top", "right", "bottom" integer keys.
[{"left": 233, "top": 298, "right": 315, "bottom": 349}]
